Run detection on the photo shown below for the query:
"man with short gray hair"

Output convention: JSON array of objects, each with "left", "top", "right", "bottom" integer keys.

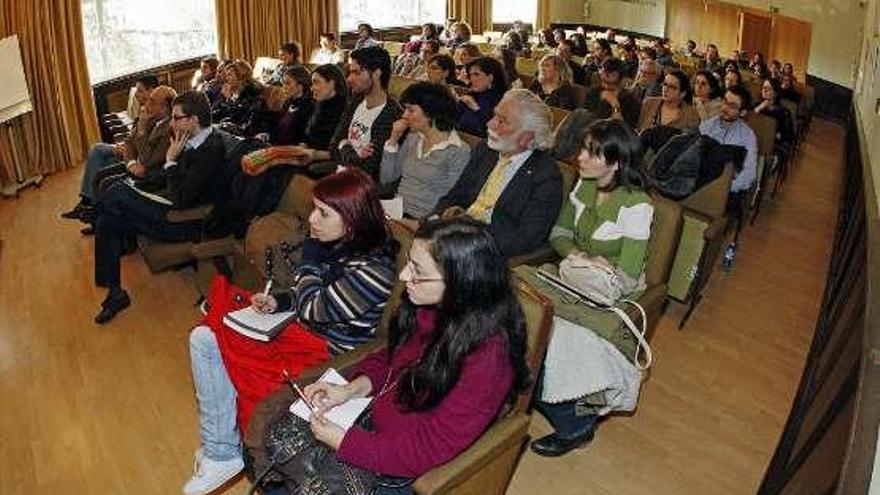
[{"left": 432, "top": 89, "right": 563, "bottom": 258}]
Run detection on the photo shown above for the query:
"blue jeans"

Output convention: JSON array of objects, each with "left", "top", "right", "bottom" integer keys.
[
  {"left": 189, "top": 325, "right": 241, "bottom": 461},
  {"left": 535, "top": 400, "right": 597, "bottom": 439},
  {"left": 81, "top": 143, "right": 122, "bottom": 200}
]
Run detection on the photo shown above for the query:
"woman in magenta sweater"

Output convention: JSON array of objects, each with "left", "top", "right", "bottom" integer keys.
[{"left": 270, "top": 217, "right": 529, "bottom": 492}]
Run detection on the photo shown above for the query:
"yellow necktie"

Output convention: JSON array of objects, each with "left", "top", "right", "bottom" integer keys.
[{"left": 467, "top": 156, "right": 513, "bottom": 223}]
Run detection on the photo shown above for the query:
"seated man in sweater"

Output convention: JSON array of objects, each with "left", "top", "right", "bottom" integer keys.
[
  {"left": 431, "top": 89, "right": 563, "bottom": 259},
  {"left": 62, "top": 75, "right": 160, "bottom": 221},
  {"left": 327, "top": 45, "right": 403, "bottom": 180},
  {"left": 91, "top": 91, "right": 227, "bottom": 324}
]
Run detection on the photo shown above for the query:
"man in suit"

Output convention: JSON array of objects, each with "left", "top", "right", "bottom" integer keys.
[
  {"left": 62, "top": 75, "right": 161, "bottom": 221},
  {"left": 432, "top": 89, "right": 563, "bottom": 259},
  {"left": 92, "top": 90, "right": 226, "bottom": 324}
]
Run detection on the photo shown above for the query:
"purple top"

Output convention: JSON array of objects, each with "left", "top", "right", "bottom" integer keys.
[{"left": 337, "top": 307, "right": 514, "bottom": 477}]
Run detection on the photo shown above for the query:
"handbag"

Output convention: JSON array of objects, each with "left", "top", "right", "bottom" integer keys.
[{"left": 556, "top": 254, "right": 653, "bottom": 370}]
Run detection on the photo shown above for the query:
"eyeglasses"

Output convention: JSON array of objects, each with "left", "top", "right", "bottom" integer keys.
[
  {"left": 171, "top": 114, "right": 191, "bottom": 121},
  {"left": 662, "top": 82, "right": 680, "bottom": 90},
  {"left": 402, "top": 257, "right": 443, "bottom": 285}
]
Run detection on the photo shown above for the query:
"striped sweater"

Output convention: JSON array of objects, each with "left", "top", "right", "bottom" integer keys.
[{"left": 276, "top": 249, "right": 397, "bottom": 354}]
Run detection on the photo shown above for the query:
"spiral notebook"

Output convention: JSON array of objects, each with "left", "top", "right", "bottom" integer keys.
[
  {"left": 223, "top": 306, "right": 295, "bottom": 341},
  {"left": 289, "top": 368, "right": 372, "bottom": 431}
]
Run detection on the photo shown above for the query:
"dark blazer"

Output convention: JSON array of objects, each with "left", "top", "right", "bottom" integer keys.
[
  {"left": 163, "top": 130, "right": 226, "bottom": 209},
  {"left": 583, "top": 87, "right": 641, "bottom": 129},
  {"left": 329, "top": 95, "right": 403, "bottom": 180},
  {"left": 433, "top": 140, "right": 563, "bottom": 259}
]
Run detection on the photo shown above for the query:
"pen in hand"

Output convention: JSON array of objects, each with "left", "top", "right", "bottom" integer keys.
[{"left": 283, "top": 369, "right": 315, "bottom": 413}]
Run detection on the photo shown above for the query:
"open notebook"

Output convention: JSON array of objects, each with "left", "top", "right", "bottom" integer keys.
[
  {"left": 290, "top": 368, "right": 372, "bottom": 431},
  {"left": 223, "top": 306, "right": 295, "bottom": 341}
]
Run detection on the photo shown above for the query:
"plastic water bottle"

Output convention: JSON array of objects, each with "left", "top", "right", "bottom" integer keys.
[{"left": 722, "top": 242, "right": 737, "bottom": 271}]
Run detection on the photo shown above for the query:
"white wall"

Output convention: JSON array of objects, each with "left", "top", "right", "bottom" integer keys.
[
  {"left": 548, "top": 0, "right": 866, "bottom": 87},
  {"left": 854, "top": 0, "right": 880, "bottom": 212}
]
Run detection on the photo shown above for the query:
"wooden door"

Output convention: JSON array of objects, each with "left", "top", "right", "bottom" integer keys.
[
  {"left": 769, "top": 16, "right": 812, "bottom": 81},
  {"left": 738, "top": 11, "right": 772, "bottom": 60}
]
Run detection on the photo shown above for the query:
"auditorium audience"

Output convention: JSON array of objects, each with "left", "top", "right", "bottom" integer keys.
[
  {"left": 256, "top": 66, "right": 314, "bottom": 145},
  {"left": 723, "top": 69, "right": 743, "bottom": 91},
  {"left": 264, "top": 42, "right": 303, "bottom": 86},
  {"left": 583, "top": 58, "right": 641, "bottom": 128},
  {"left": 193, "top": 57, "right": 221, "bottom": 104},
  {"left": 407, "top": 40, "right": 440, "bottom": 80},
  {"left": 392, "top": 41, "right": 424, "bottom": 77},
  {"left": 419, "top": 22, "right": 439, "bottom": 41},
  {"left": 212, "top": 60, "right": 264, "bottom": 136},
  {"left": 779, "top": 73, "right": 801, "bottom": 104},
  {"left": 582, "top": 38, "right": 613, "bottom": 81},
  {"left": 529, "top": 54, "right": 576, "bottom": 110},
  {"left": 537, "top": 27, "right": 558, "bottom": 49},
  {"left": 380, "top": 81, "right": 471, "bottom": 221},
  {"left": 529, "top": 119, "right": 654, "bottom": 458},
  {"left": 768, "top": 60, "right": 782, "bottom": 80},
  {"left": 630, "top": 59, "right": 663, "bottom": 102},
  {"left": 456, "top": 56, "right": 509, "bottom": 138},
  {"left": 329, "top": 46, "right": 403, "bottom": 179},
  {"left": 556, "top": 39, "right": 587, "bottom": 86},
  {"left": 355, "top": 23, "right": 379, "bottom": 49},
  {"left": 433, "top": 89, "right": 562, "bottom": 259},
  {"left": 310, "top": 33, "right": 345, "bottom": 65},
  {"left": 750, "top": 52, "right": 768, "bottom": 79},
  {"left": 445, "top": 21, "right": 472, "bottom": 50},
  {"left": 701, "top": 43, "right": 723, "bottom": 72},
  {"left": 637, "top": 70, "right": 699, "bottom": 133},
  {"left": 699, "top": 85, "right": 758, "bottom": 195},
  {"left": 91, "top": 91, "right": 226, "bottom": 324},
  {"left": 692, "top": 70, "right": 724, "bottom": 121},
  {"left": 619, "top": 42, "right": 640, "bottom": 80},
  {"left": 754, "top": 77, "right": 794, "bottom": 150},
  {"left": 493, "top": 46, "right": 523, "bottom": 89},
  {"left": 568, "top": 32, "right": 588, "bottom": 58},
  {"left": 682, "top": 39, "right": 699, "bottom": 58},
  {"left": 62, "top": 75, "right": 164, "bottom": 222},
  {"left": 424, "top": 53, "right": 462, "bottom": 86},
  {"left": 183, "top": 169, "right": 397, "bottom": 495},
  {"left": 453, "top": 43, "right": 482, "bottom": 85}
]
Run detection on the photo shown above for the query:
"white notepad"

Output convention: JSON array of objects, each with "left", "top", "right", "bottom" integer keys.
[
  {"left": 223, "top": 306, "right": 295, "bottom": 341},
  {"left": 290, "top": 368, "right": 372, "bottom": 431}
]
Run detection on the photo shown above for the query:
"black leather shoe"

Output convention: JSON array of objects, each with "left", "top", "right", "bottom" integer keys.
[
  {"left": 80, "top": 226, "right": 95, "bottom": 236},
  {"left": 95, "top": 290, "right": 131, "bottom": 324},
  {"left": 529, "top": 431, "right": 594, "bottom": 457},
  {"left": 61, "top": 202, "right": 92, "bottom": 220}
]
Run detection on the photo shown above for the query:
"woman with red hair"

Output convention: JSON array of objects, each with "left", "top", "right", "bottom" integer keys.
[{"left": 183, "top": 169, "right": 398, "bottom": 495}]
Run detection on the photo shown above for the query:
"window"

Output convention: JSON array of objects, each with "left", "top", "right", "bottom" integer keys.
[
  {"left": 81, "top": 0, "right": 217, "bottom": 84},
  {"left": 339, "top": 0, "right": 446, "bottom": 32},
  {"left": 491, "top": 0, "right": 537, "bottom": 25}
]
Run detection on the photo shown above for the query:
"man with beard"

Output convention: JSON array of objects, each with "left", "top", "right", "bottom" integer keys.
[
  {"left": 583, "top": 58, "right": 641, "bottom": 127},
  {"left": 328, "top": 45, "right": 402, "bottom": 180},
  {"left": 431, "top": 89, "right": 562, "bottom": 259}
]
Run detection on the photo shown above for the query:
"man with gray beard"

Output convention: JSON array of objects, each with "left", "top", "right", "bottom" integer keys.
[{"left": 431, "top": 89, "right": 562, "bottom": 259}]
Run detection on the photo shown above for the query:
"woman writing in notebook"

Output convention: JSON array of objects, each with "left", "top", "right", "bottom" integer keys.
[
  {"left": 249, "top": 217, "right": 529, "bottom": 494},
  {"left": 183, "top": 169, "right": 397, "bottom": 495}
]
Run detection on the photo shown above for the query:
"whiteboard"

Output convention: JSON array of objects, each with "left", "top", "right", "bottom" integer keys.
[{"left": 0, "top": 35, "right": 33, "bottom": 124}]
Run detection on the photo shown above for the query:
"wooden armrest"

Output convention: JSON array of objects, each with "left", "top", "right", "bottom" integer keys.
[
  {"left": 166, "top": 205, "right": 213, "bottom": 223},
  {"left": 703, "top": 217, "right": 729, "bottom": 241},
  {"left": 413, "top": 413, "right": 530, "bottom": 494},
  {"left": 507, "top": 245, "right": 559, "bottom": 267},
  {"left": 191, "top": 236, "right": 237, "bottom": 259}
]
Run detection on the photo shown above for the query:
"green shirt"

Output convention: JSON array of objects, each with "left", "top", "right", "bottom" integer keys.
[{"left": 550, "top": 178, "right": 654, "bottom": 279}]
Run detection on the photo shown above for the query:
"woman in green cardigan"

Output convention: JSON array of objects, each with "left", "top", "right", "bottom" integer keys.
[{"left": 530, "top": 119, "right": 654, "bottom": 457}]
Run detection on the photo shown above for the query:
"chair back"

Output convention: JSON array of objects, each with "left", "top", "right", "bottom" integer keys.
[
  {"left": 374, "top": 220, "right": 415, "bottom": 341},
  {"left": 644, "top": 195, "right": 683, "bottom": 288},
  {"left": 548, "top": 106, "right": 570, "bottom": 129},
  {"left": 515, "top": 57, "right": 537, "bottom": 77},
  {"left": 458, "top": 131, "right": 482, "bottom": 149},
  {"left": 745, "top": 112, "right": 777, "bottom": 162},
  {"left": 678, "top": 162, "right": 735, "bottom": 219},
  {"left": 511, "top": 277, "right": 555, "bottom": 413},
  {"left": 781, "top": 99, "right": 799, "bottom": 136},
  {"left": 275, "top": 174, "right": 316, "bottom": 219},
  {"left": 557, "top": 160, "right": 577, "bottom": 196},
  {"left": 389, "top": 75, "right": 416, "bottom": 100},
  {"left": 570, "top": 83, "right": 587, "bottom": 108},
  {"left": 382, "top": 41, "right": 405, "bottom": 56}
]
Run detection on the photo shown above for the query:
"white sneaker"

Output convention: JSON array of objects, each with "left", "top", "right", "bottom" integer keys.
[{"left": 182, "top": 450, "right": 244, "bottom": 495}]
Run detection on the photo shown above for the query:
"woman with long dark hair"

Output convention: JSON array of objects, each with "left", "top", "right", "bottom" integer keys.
[
  {"left": 250, "top": 217, "right": 528, "bottom": 494},
  {"left": 183, "top": 169, "right": 397, "bottom": 495}
]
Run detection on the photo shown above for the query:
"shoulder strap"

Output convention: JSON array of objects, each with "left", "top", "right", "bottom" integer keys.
[{"left": 607, "top": 299, "right": 653, "bottom": 370}]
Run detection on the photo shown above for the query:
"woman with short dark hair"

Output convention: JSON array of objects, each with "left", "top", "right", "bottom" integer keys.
[
  {"left": 456, "top": 56, "right": 509, "bottom": 138},
  {"left": 183, "top": 168, "right": 398, "bottom": 495},
  {"left": 637, "top": 69, "right": 700, "bottom": 133},
  {"left": 692, "top": 70, "right": 723, "bottom": 121},
  {"left": 424, "top": 53, "right": 461, "bottom": 87},
  {"left": 380, "top": 81, "right": 471, "bottom": 221}
]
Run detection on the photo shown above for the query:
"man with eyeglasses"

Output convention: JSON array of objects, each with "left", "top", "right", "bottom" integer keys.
[
  {"left": 90, "top": 90, "right": 226, "bottom": 324},
  {"left": 327, "top": 45, "right": 402, "bottom": 180},
  {"left": 699, "top": 85, "right": 758, "bottom": 195},
  {"left": 631, "top": 58, "right": 663, "bottom": 102},
  {"left": 582, "top": 58, "right": 641, "bottom": 128}
]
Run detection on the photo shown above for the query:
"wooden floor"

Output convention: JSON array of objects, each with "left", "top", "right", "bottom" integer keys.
[{"left": 0, "top": 119, "right": 842, "bottom": 494}]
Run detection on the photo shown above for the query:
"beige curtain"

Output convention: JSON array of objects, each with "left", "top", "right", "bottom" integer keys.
[
  {"left": 537, "top": 0, "right": 552, "bottom": 30},
  {"left": 215, "top": 0, "right": 338, "bottom": 65},
  {"left": 447, "top": 0, "right": 492, "bottom": 34},
  {"left": 0, "top": 0, "right": 99, "bottom": 192}
]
